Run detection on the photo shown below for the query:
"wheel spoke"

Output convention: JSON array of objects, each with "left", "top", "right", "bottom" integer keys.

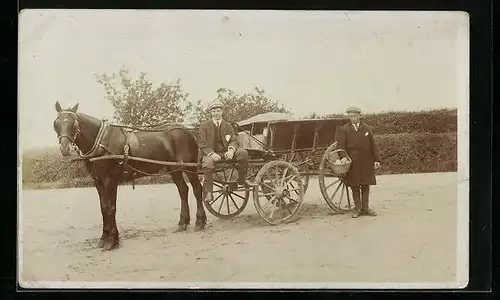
[
  {"left": 260, "top": 181, "right": 275, "bottom": 192},
  {"left": 217, "top": 194, "right": 226, "bottom": 213},
  {"left": 261, "top": 196, "right": 276, "bottom": 211},
  {"left": 286, "top": 196, "right": 298, "bottom": 204},
  {"left": 329, "top": 179, "right": 343, "bottom": 201},
  {"left": 228, "top": 194, "right": 239, "bottom": 209},
  {"left": 337, "top": 183, "right": 345, "bottom": 207},
  {"left": 226, "top": 192, "right": 231, "bottom": 215},
  {"left": 284, "top": 175, "right": 299, "bottom": 187},
  {"left": 325, "top": 178, "right": 341, "bottom": 190},
  {"left": 287, "top": 181, "right": 299, "bottom": 196},
  {"left": 259, "top": 191, "right": 275, "bottom": 197},
  {"left": 280, "top": 167, "right": 289, "bottom": 187},
  {"left": 232, "top": 192, "right": 247, "bottom": 200},
  {"left": 209, "top": 192, "right": 224, "bottom": 205}
]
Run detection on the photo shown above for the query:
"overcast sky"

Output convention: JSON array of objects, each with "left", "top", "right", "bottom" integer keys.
[{"left": 18, "top": 10, "right": 468, "bottom": 150}]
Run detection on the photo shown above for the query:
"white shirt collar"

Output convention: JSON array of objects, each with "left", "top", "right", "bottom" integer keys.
[{"left": 213, "top": 119, "right": 222, "bottom": 126}]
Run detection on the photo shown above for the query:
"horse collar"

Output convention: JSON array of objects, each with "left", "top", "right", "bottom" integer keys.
[{"left": 76, "top": 120, "right": 109, "bottom": 159}]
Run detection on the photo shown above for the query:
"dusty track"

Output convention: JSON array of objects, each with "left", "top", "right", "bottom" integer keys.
[{"left": 19, "top": 172, "right": 459, "bottom": 287}]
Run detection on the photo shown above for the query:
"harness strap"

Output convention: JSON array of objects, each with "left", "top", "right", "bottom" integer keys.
[
  {"left": 121, "top": 128, "right": 137, "bottom": 189},
  {"left": 78, "top": 120, "right": 109, "bottom": 159}
]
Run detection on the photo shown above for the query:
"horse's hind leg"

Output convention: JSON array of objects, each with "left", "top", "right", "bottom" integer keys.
[
  {"left": 171, "top": 171, "right": 190, "bottom": 233},
  {"left": 186, "top": 168, "right": 207, "bottom": 231}
]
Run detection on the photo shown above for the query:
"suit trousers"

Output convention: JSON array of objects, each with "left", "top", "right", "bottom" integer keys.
[
  {"left": 350, "top": 185, "right": 371, "bottom": 211},
  {"left": 202, "top": 149, "right": 249, "bottom": 193}
]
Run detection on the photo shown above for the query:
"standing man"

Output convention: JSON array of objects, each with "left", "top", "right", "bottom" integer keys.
[
  {"left": 336, "top": 106, "right": 381, "bottom": 218},
  {"left": 198, "top": 101, "right": 253, "bottom": 202}
]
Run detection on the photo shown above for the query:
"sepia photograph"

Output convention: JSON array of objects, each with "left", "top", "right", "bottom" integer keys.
[{"left": 17, "top": 9, "right": 469, "bottom": 289}]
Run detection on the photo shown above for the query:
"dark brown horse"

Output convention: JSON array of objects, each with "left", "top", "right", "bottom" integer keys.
[{"left": 53, "top": 102, "right": 206, "bottom": 250}]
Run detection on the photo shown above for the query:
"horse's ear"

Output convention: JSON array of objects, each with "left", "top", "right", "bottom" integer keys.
[
  {"left": 55, "top": 101, "right": 62, "bottom": 112},
  {"left": 70, "top": 103, "right": 79, "bottom": 113}
]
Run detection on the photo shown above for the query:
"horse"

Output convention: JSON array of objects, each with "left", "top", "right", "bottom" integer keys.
[{"left": 52, "top": 101, "right": 207, "bottom": 250}]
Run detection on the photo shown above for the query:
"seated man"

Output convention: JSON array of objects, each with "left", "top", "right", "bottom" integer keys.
[{"left": 198, "top": 101, "right": 254, "bottom": 202}]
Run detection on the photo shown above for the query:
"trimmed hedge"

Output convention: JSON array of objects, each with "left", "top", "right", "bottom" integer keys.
[
  {"left": 22, "top": 132, "right": 456, "bottom": 190},
  {"left": 374, "top": 132, "right": 457, "bottom": 174},
  {"left": 326, "top": 108, "right": 457, "bottom": 135}
]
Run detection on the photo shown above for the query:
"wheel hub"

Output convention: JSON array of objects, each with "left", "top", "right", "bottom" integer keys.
[{"left": 274, "top": 187, "right": 290, "bottom": 199}]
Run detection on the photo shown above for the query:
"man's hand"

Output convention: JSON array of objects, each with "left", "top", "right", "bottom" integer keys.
[
  {"left": 374, "top": 161, "right": 381, "bottom": 170},
  {"left": 224, "top": 148, "right": 235, "bottom": 160},
  {"left": 210, "top": 153, "right": 222, "bottom": 162}
]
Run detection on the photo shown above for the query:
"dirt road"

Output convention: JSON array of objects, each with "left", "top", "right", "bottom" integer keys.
[{"left": 19, "top": 172, "right": 464, "bottom": 288}]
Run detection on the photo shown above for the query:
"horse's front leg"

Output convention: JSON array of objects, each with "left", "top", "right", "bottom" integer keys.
[
  {"left": 102, "top": 177, "right": 120, "bottom": 250},
  {"left": 94, "top": 179, "right": 109, "bottom": 248},
  {"left": 171, "top": 171, "right": 190, "bottom": 232}
]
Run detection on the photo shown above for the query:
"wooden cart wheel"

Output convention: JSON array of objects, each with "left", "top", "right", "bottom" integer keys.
[
  {"left": 283, "top": 152, "right": 310, "bottom": 194},
  {"left": 203, "top": 165, "right": 250, "bottom": 219},
  {"left": 252, "top": 160, "right": 305, "bottom": 225},
  {"left": 318, "top": 143, "right": 355, "bottom": 213}
]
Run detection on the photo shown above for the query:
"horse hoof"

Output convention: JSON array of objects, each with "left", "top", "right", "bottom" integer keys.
[
  {"left": 173, "top": 225, "right": 187, "bottom": 233},
  {"left": 194, "top": 225, "right": 204, "bottom": 232},
  {"left": 97, "top": 239, "right": 105, "bottom": 248},
  {"left": 102, "top": 242, "right": 117, "bottom": 251}
]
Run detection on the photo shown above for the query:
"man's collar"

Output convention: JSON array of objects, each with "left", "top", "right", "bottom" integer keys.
[{"left": 212, "top": 119, "right": 222, "bottom": 125}]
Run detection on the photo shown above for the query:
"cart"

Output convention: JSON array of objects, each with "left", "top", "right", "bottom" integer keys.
[
  {"left": 201, "top": 113, "right": 356, "bottom": 225},
  {"left": 88, "top": 113, "right": 355, "bottom": 225}
]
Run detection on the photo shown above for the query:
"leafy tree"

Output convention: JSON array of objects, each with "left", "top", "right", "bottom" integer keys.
[
  {"left": 95, "top": 66, "right": 192, "bottom": 127},
  {"left": 193, "top": 87, "right": 290, "bottom": 123}
]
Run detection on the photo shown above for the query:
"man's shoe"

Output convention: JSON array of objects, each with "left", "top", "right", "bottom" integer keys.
[
  {"left": 239, "top": 179, "right": 258, "bottom": 187},
  {"left": 352, "top": 209, "right": 361, "bottom": 218},
  {"left": 363, "top": 209, "right": 377, "bottom": 216},
  {"left": 245, "top": 179, "right": 258, "bottom": 187}
]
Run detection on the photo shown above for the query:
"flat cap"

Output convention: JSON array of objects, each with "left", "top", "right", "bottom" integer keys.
[
  {"left": 346, "top": 106, "right": 362, "bottom": 114},
  {"left": 209, "top": 101, "right": 223, "bottom": 110}
]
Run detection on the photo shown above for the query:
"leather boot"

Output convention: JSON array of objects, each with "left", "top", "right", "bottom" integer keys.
[
  {"left": 237, "top": 162, "right": 256, "bottom": 187},
  {"left": 237, "top": 162, "right": 247, "bottom": 186},
  {"left": 350, "top": 185, "right": 362, "bottom": 218},
  {"left": 203, "top": 169, "right": 214, "bottom": 202},
  {"left": 361, "top": 185, "right": 377, "bottom": 216}
]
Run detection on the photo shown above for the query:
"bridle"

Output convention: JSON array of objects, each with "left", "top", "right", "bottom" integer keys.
[
  {"left": 55, "top": 111, "right": 81, "bottom": 145},
  {"left": 55, "top": 110, "right": 108, "bottom": 159}
]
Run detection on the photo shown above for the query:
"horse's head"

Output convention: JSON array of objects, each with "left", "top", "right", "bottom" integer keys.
[{"left": 53, "top": 101, "right": 80, "bottom": 156}]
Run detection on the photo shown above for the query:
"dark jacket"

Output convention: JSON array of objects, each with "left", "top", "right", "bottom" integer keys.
[
  {"left": 336, "top": 121, "right": 380, "bottom": 186},
  {"left": 198, "top": 119, "right": 239, "bottom": 156}
]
